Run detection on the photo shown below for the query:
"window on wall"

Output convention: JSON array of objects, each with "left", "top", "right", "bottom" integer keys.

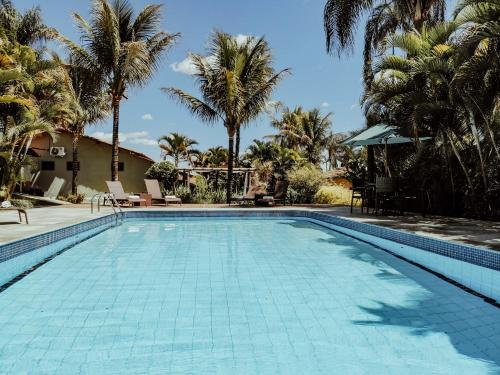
[
  {"left": 66, "top": 161, "right": 80, "bottom": 171},
  {"left": 41, "top": 161, "right": 55, "bottom": 171},
  {"left": 111, "top": 162, "right": 125, "bottom": 172}
]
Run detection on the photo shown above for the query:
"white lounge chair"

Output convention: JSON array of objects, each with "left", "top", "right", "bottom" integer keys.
[{"left": 144, "top": 179, "right": 182, "bottom": 206}]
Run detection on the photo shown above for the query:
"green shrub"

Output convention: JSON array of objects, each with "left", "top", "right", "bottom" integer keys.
[
  {"left": 58, "top": 193, "right": 85, "bottom": 204},
  {"left": 171, "top": 185, "right": 192, "bottom": 203},
  {"left": 314, "top": 185, "right": 353, "bottom": 205},
  {"left": 145, "top": 161, "right": 178, "bottom": 191},
  {"left": 287, "top": 164, "right": 324, "bottom": 203},
  {"left": 9, "top": 199, "right": 34, "bottom": 209}
]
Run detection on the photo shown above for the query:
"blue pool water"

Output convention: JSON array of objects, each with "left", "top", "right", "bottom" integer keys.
[{"left": 0, "top": 218, "right": 499, "bottom": 374}]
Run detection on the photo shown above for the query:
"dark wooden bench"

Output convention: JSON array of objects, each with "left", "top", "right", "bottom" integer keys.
[{"left": 0, "top": 208, "right": 28, "bottom": 224}]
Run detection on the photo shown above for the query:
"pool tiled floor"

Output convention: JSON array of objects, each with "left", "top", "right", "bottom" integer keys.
[{"left": 0, "top": 219, "right": 498, "bottom": 374}]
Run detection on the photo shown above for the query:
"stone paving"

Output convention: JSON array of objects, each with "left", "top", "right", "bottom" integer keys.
[{"left": 0, "top": 204, "right": 498, "bottom": 250}]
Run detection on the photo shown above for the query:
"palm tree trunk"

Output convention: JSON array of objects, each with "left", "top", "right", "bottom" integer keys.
[
  {"left": 111, "top": 96, "right": 121, "bottom": 181},
  {"left": 468, "top": 112, "right": 488, "bottom": 192},
  {"left": 446, "top": 130, "right": 474, "bottom": 191},
  {"left": 72, "top": 131, "right": 80, "bottom": 195},
  {"left": 235, "top": 127, "right": 240, "bottom": 167},
  {"left": 226, "top": 127, "right": 235, "bottom": 204},
  {"left": 413, "top": 0, "right": 425, "bottom": 31}
]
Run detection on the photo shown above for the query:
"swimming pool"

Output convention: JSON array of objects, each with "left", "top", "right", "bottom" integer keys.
[{"left": 0, "top": 217, "right": 499, "bottom": 374}]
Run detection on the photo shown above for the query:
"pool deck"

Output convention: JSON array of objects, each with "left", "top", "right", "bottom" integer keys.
[{"left": 0, "top": 204, "right": 498, "bottom": 250}]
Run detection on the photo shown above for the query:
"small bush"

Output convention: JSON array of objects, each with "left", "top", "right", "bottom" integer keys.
[
  {"left": 145, "top": 161, "right": 178, "bottom": 191},
  {"left": 314, "top": 185, "right": 354, "bottom": 206},
  {"left": 58, "top": 193, "right": 85, "bottom": 204},
  {"left": 287, "top": 164, "right": 324, "bottom": 203},
  {"left": 171, "top": 185, "right": 191, "bottom": 203},
  {"left": 9, "top": 199, "right": 34, "bottom": 209}
]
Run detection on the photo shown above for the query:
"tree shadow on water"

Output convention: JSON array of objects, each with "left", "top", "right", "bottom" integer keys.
[
  {"left": 343, "top": 242, "right": 500, "bottom": 370},
  {"left": 279, "top": 220, "right": 500, "bottom": 370}
]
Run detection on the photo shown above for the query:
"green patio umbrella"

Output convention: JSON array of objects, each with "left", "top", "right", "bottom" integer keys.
[{"left": 341, "top": 124, "right": 431, "bottom": 176}]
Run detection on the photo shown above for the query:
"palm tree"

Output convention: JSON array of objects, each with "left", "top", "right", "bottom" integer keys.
[
  {"left": 270, "top": 107, "right": 332, "bottom": 165},
  {"left": 52, "top": 0, "right": 179, "bottom": 180},
  {"left": 270, "top": 106, "right": 307, "bottom": 150},
  {"left": 301, "top": 109, "right": 332, "bottom": 165},
  {"left": 59, "top": 58, "right": 110, "bottom": 194},
  {"left": 158, "top": 132, "right": 198, "bottom": 167},
  {"left": 206, "top": 146, "right": 228, "bottom": 167},
  {"left": 245, "top": 139, "right": 279, "bottom": 163},
  {"left": 164, "top": 31, "right": 289, "bottom": 203},
  {"left": 324, "top": 0, "right": 446, "bottom": 87},
  {"left": 0, "top": 0, "right": 47, "bottom": 46},
  {"left": 324, "top": 132, "right": 346, "bottom": 170}
]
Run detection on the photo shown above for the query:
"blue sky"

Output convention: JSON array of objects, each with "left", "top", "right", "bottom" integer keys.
[{"left": 17, "top": 0, "right": 369, "bottom": 159}]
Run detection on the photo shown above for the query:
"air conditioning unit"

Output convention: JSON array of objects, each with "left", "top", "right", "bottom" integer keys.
[{"left": 50, "top": 146, "right": 66, "bottom": 157}]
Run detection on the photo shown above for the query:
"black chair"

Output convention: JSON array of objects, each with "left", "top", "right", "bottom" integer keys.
[
  {"left": 374, "top": 177, "right": 397, "bottom": 216},
  {"left": 350, "top": 178, "right": 367, "bottom": 213}
]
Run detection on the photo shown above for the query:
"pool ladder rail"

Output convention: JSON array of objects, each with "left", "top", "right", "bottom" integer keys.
[{"left": 90, "top": 193, "right": 124, "bottom": 225}]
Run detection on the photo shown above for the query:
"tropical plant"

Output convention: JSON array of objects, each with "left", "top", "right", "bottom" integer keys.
[
  {"left": 270, "top": 107, "right": 332, "bottom": 165},
  {"left": 0, "top": 29, "right": 72, "bottom": 198},
  {"left": 245, "top": 139, "right": 280, "bottom": 163},
  {"left": 158, "top": 132, "right": 198, "bottom": 167},
  {"left": 145, "top": 160, "right": 178, "bottom": 192},
  {"left": 287, "top": 164, "right": 324, "bottom": 203},
  {"left": 0, "top": 0, "right": 48, "bottom": 46},
  {"left": 164, "top": 31, "right": 289, "bottom": 203},
  {"left": 362, "top": 0, "right": 500, "bottom": 216},
  {"left": 58, "top": 57, "right": 110, "bottom": 194},
  {"left": 324, "top": 132, "right": 347, "bottom": 170},
  {"left": 52, "top": 0, "right": 179, "bottom": 180},
  {"left": 323, "top": 0, "right": 447, "bottom": 86}
]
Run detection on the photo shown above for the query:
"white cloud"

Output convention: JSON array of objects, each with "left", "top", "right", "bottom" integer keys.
[
  {"left": 90, "top": 131, "right": 158, "bottom": 147},
  {"left": 170, "top": 56, "right": 198, "bottom": 75},
  {"left": 141, "top": 113, "right": 153, "bottom": 121},
  {"left": 321, "top": 102, "right": 330, "bottom": 108},
  {"left": 128, "top": 138, "right": 158, "bottom": 146},
  {"left": 350, "top": 103, "right": 359, "bottom": 110}
]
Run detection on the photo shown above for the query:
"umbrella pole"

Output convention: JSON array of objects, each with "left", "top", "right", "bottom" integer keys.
[
  {"left": 367, "top": 145, "right": 375, "bottom": 183},
  {"left": 384, "top": 140, "right": 391, "bottom": 177}
]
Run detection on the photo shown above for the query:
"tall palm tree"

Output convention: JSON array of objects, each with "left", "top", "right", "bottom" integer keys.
[
  {"left": 52, "top": 0, "right": 179, "bottom": 180},
  {"left": 301, "top": 109, "right": 332, "bottom": 165},
  {"left": 324, "top": 0, "right": 446, "bottom": 87},
  {"left": 164, "top": 31, "right": 289, "bottom": 203},
  {"left": 271, "top": 107, "right": 332, "bottom": 165},
  {"left": 324, "top": 132, "right": 346, "bottom": 170},
  {"left": 158, "top": 132, "right": 198, "bottom": 167},
  {"left": 206, "top": 146, "right": 228, "bottom": 167},
  {"left": 58, "top": 58, "right": 110, "bottom": 194}
]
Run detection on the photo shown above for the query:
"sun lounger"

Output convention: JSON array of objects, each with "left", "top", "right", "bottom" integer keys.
[
  {"left": 232, "top": 185, "right": 263, "bottom": 205},
  {"left": 256, "top": 180, "right": 289, "bottom": 206},
  {"left": 0, "top": 207, "right": 28, "bottom": 224},
  {"left": 144, "top": 179, "right": 182, "bottom": 206},
  {"left": 106, "top": 181, "right": 146, "bottom": 207}
]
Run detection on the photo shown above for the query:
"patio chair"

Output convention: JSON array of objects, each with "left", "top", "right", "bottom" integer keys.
[
  {"left": 232, "top": 185, "right": 262, "bottom": 205},
  {"left": 105, "top": 181, "right": 146, "bottom": 207},
  {"left": 256, "top": 180, "right": 289, "bottom": 206},
  {"left": 144, "top": 179, "right": 182, "bottom": 206},
  {"left": 271, "top": 180, "right": 289, "bottom": 205},
  {"left": 0, "top": 206, "right": 28, "bottom": 224},
  {"left": 350, "top": 178, "right": 366, "bottom": 213},
  {"left": 374, "top": 176, "right": 396, "bottom": 216}
]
